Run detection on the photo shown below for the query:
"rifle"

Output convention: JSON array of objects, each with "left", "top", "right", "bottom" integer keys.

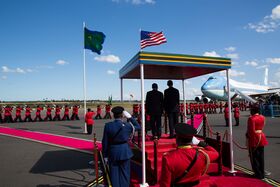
[{"left": 99, "top": 151, "right": 112, "bottom": 187}]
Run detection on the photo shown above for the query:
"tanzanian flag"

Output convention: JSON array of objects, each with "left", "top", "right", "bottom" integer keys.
[{"left": 84, "top": 27, "right": 106, "bottom": 55}]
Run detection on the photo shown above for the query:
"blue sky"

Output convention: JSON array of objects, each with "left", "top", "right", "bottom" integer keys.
[{"left": 0, "top": 0, "right": 279, "bottom": 101}]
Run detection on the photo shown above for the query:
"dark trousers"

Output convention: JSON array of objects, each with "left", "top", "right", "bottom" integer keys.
[
  {"left": 4, "top": 115, "right": 13, "bottom": 123},
  {"left": 33, "top": 115, "right": 43, "bottom": 122},
  {"left": 167, "top": 112, "right": 178, "bottom": 136},
  {"left": 71, "top": 114, "right": 79, "bottom": 120},
  {"left": 103, "top": 112, "right": 112, "bottom": 119},
  {"left": 44, "top": 114, "right": 52, "bottom": 121},
  {"left": 24, "top": 115, "right": 33, "bottom": 122},
  {"left": 249, "top": 146, "right": 265, "bottom": 179},
  {"left": 95, "top": 114, "right": 102, "bottom": 119},
  {"left": 235, "top": 117, "right": 239, "bottom": 126},
  {"left": 225, "top": 118, "right": 229, "bottom": 127},
  {"left": 53, "top": 114, "right": 61, "bottom": 121},
  {"left": 62, "top": 114, "right": 70, "bottom": 120},
  {"left": 86, "top": 125, "right": 93, "bottom": 134},
  {"left": 109, "top": 159, "right": 130, "bottom": 187},
  {"left": 14, "top": 115, "right": 23, "bottom": 122},
  {"left": 150, "top": 114, "right": 162, "bottom": 138}
]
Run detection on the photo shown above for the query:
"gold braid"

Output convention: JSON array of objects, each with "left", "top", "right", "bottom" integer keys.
[{"left": 198, "top": 148, "right": 210, "bottom": 175}]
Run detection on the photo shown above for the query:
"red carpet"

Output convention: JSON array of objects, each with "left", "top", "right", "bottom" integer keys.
[{"left": 0, "top": 126, "right": 101, "bottom": 153}]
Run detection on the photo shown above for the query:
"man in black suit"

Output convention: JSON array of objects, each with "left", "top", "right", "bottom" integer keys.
[
  {"left": 164, "top": 80, "right": 180, "bottom": 138},
  {"left": 146, "top": 83, "right": 164, "bottom": 139}
]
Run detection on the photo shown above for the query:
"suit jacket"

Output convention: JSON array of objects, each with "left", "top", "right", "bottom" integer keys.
[
  {"left": 160, "top": 145, "right": 219, "bottom": 187},
  {"left": 102, "top": 118, "right": 140, "bottom": 161},
  {"left": 246, "top": 114, "right": 268, "bottom": 147},
  {"left": 164, "top": 87, "right": 180, "bottom": 113},
  {"left": 146, "top": 90, "right": 164, "bottom": 115}
]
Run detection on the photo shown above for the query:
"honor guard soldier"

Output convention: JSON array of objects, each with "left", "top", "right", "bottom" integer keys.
[
  {"left": 71, "top": 105, "right": 80, "bottom": 120},
  {"left": 24, "top": 105, "right": 33, "bottom": 122},
  {"left": 185, "top": 103, "right": 189, "bottom": 115},
  {"left": 102, "top": 106, "right": 141, "bottom": 187},
  {"left": 132, "top": 104, "right": 140, "bottom": 118},
  {"left": 224, "top": 103, "right": 229, "bottom": 127},
  {"left": 53, "top": 105, "right": 61, "bottom": 121},
  {"left": 0, "top": 106, "right": 3, "bottom": 123},
  {"left": 33, "top": 105, "right": 43, "bottom": 122},
  {"left": 4, "top": 105, "right": 13, "bottom": 123},
  {"left": 233, "top": 103, "right": 240, "bottom": 126},
  {"left": 62, "top": 105, "right": 70, "bottom": 120},
  {"left": 44, "top": 105, "right": 53, "bottom": 121},
  {"left": 14, "top": 106, "right": 23, "bottom": 122},
  {"left": 94, "top": 105, "right": 102, "bottom": 119},
  {"left": 179, "top": 103, "right": 184, "bottom": 123},
  {"left": 246, "top": 104, "right": 268, "bottom": 179},
  {"left": 103, "top": 104, "right": 112, "bottom": 119},
  {"left": 160, "top": 123, "right": 219, "bottom": 187},
  {"left": 219, "top": 102, "right": 223, "bottom": 113},
  {"left": 85, "top": 108, "right": 95, "bottom": 134}
]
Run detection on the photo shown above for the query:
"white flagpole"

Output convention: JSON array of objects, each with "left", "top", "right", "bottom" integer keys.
[{"left": 83, "top": 22, "right": 88, "bottom": 134}]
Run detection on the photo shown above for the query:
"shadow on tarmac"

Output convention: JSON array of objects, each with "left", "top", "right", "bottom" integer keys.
[{"left": 30, "top": 150, "right": 91, "bottom": 173}]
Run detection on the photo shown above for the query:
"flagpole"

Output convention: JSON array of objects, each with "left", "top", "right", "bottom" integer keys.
[{"left": 83, "top": 22, "right": 88, "bottom": 134}]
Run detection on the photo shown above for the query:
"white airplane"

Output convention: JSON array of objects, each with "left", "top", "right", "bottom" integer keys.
[{"left": 195, "top": 68, "right": 279, "bottom": 103}]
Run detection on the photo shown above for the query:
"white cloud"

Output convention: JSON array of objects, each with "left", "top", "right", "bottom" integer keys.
[
  {"left": 112, "top": 0, "right": 155, "bottom": 5},
  {"left": 226, "top": 53, "right": 239, "bottom": 59},
  {"left": 266, "top": 58, "right": 280, "bottom": 64},
  {"left": 203, "top": 51, "right": 221, "bottom": 57},
  {"left": 2, "top": 66, "right": 13, "bottom": 73},
  {"left": 94, "top": 55, "right": 120, "bottom": 64},
  {"left": 271, "top": 5, "right": 280, "bottom": 20},
  {"left": 245, "top": 61, "right": 258, "bottom": 67},
  {"left": 1, "top": 75, "right": 7, "bottom": 80},
  {"left": 16, "top": 68, "right": 26, "bottom": 73},
  {"left": 256, "top": 65, "right": 268, "bottom": 69},
  {"left": 56, "top": 60, "right": 69, "bottom": 65},
  {"left": 246, "top": 4, "right": 280, "bottom": 33},
  {"left": 107, "top": 70, "right": 116, "bottom": 75},
  {"left": 225, "top": 46, "right": 236, "bottom": 52},
  {"left": 2, "top": 66, "right": 27, "bottom": 74},
  {"left": 220, "top": 69, "right": 245, "bottom": 77}
]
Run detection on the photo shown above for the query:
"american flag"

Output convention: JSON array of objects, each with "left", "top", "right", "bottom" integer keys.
[{"left": 140, "top": 30, "right": 167, "bottom": 49}]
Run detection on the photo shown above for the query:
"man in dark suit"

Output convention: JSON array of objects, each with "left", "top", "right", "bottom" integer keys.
[
  {"left": 102, "top": 106, "right": 141, "bottom": 187},
  {"left": 164, "top": 80, "right": 180, "bottom": 138},
  {"left": 146, "top": 83, "right": 164, "bottom": 139}
]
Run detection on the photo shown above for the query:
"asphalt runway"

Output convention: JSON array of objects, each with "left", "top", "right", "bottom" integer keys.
[{"left": 0, "top": 110, "right": 279, "bottom": 186}]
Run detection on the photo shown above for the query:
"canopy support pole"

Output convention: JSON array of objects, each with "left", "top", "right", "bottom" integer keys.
[
  {"left": 226, "top": 69, "right": 236, "bottom": 174},
  {"left": 120, "top": 78, "right": 123, "bottom": 102},
  {"left": 182, "top": 79, "right": 187, "bottom": 123},
  {"left": 140, "top": 64, "right": 148, "bottom": 187}
]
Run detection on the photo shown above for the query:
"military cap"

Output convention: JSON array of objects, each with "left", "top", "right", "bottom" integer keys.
[
  {"left": 111, "top": 106, "right": 124, "bottom": 115},
  {"left": 175, "top": 123, "right": 197, "bottom": 138}
]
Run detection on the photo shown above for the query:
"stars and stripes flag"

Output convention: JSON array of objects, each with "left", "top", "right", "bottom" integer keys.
[{"left": 140, "top": 30, "right": 167, "bottom": 49}]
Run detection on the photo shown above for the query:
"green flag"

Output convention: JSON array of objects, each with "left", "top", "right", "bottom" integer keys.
[{"left": 84, "top": 27, "right": 106, "bottom": 55}]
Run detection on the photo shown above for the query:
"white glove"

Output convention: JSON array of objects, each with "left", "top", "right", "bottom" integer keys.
[
  {"left": 104, "top": 157, "right": 108, "bottom": 165},
  {"left": 192, "top": 136, "right": 200, "bottom": 145},
  {"left": 123, "top": 110, "right": 132, "bottom": 118}
]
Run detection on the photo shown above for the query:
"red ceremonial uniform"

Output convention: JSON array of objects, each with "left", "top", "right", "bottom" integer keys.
[
  {"left": 160, "top": 145, "right": 219, "bottom": 187},
  {"left": 234, "top": 107, "right": 240, "bottom": 118},
  {"left": 85, "top": 111, "right": 95, "bottom": 125},
  {"left": 224, "top": 107, "right": 229, "bottom": 119},
  {"left": 246, "top": 114, "right": 268, "bottom": 147}
]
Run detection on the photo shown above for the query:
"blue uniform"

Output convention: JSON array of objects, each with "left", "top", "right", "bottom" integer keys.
[{"left": 102, "top": 117, "right": 140, "bottom": 187}]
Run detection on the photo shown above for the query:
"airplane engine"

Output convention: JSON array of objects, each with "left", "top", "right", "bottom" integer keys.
[{"left": 195, "top": 96, "right": 210, "bottom": 103}]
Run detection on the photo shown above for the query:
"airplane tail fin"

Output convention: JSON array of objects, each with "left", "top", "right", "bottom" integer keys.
[{"left": 264, "top": 67, "right": 268, "bottom": 86}]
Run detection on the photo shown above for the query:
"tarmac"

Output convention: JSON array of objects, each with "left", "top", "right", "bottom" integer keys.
[{"left": 0, "top": 110, "right": 279, "bottom": 186}]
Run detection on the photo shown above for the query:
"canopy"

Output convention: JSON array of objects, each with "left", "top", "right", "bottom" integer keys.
[
  {"left": 119, "top": 51, "right": 231, "bottom": 79},
  {"left": 119, "top": 51, "right": 234, "bottom": 186}
]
